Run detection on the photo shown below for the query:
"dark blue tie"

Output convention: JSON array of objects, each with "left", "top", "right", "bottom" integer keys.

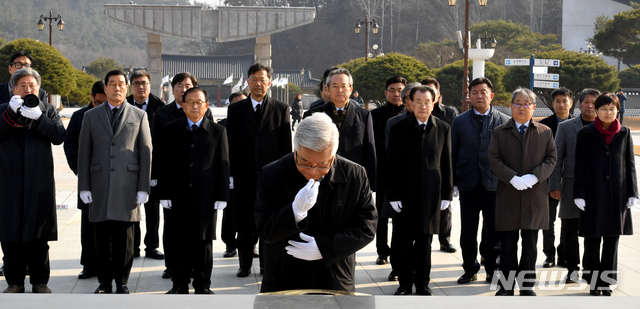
[
  {"left": 519, "top": 124, "right": 526, "bottom": 137},
  {"left": 191, "top": 124, "right": 198, "bottom": 131}
]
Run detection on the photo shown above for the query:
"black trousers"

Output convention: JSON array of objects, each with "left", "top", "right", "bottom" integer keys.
[
  {"left": 459, "top": 183, "right": 499, "bottom": 276},
  {"left": 497, "top": 229, "right": 538, "bottom": 290},
  {"left": 582, "top": 236, "right": 619, "bottom": 289},
  {"left": 170, "top": 233, "right": 213, "bottom": 290},
  {"left": 438, "top": 207, "right": 452, "bottom": 245},
  {"left": 391, "top": 221, "right": 433, "bottom": 288},
  {"left": 542, "top": 195, "right": 561, "bottom": 260},
  {"left": 560, "top": 218, "right": 580, "bottom": 271},
  {"left": 236, "top": 232, "right": 258, "bottom": 270},
  {"left": 163, "top": 208, "right": 174, "bottom": 270},
  {"left": 134, "top": 189, "right": 161, "bottom": 254},
  {"left": 1, "top": 240, "right": 50, "bottom": 286},
  {"left": 221, "top": 193, "right": 237, "bottom": 251},
  {"left": 80, "top": 206, "right": 98, "bottom": 272},
  {"left": 94, "top": 220, "right": 135, "bottom": 286},
  {"left": 376, "top": 216, "right": 390, "bottom": 258}
]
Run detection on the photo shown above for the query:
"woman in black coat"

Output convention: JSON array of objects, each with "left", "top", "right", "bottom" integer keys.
[
  {"left": 290, "top": 93, "right": 303, "bottom": 130},
  {"left": 573, "top": 93, "right": 637, "bottom": 296}
]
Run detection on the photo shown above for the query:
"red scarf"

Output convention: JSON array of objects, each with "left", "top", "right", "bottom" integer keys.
[{"left": 594, "top": 117, "right": 621, "bottom": 145}]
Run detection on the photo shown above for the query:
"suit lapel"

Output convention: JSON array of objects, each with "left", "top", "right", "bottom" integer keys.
[
  {"left": 243, "top": 98, "right": 258, "bottom": 130},
  {"left": 571, "top": 117, "right": 583, "bottom": 135},
  {"left": 99, "top": 102, "right": 114, "bottom": 138},
  {"left": 257, "top": 96, "right": 274, "bottom": 132},
  {"left": 339, "top": 102, "right": 356, "bottom": 134},
  {"left": 113, "top": 103, "right": 131, "bottom": 138}
]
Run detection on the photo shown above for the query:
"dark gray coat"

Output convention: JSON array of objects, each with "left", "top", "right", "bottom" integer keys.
[{"left": 550, "top": 116, "right": 586, "bottom": 219}]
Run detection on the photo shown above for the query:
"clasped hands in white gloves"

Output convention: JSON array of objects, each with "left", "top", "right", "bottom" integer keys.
[
  {"left": 160, "top": 200, "right": 226, "bottom": 210},
  {"left": 286, "top": 232, "right": 322, "bottom": 261},
  {"left": 575, "top": 198, "right": 637, "bottom": 211},
  {"left": 510, "top": 174, "right": 538, "bottom": 191},
  {"left": 292, "top": 179, "right": 320, "bottom": 223}
]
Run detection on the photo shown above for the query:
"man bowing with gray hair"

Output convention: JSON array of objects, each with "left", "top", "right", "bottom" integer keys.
[{"left": 255, "top": 112, "right": 377, "bottom": 293}]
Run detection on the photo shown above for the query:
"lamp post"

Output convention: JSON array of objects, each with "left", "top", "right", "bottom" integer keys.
[
  {"left": 448, "top": 0, "right": 488, "bottom": 112},
  {"left": 37, "top": 11, "right": 64, "bottom": 47},
  {"left": 354, "top": 15, "right": 380, "bottom": 62}
]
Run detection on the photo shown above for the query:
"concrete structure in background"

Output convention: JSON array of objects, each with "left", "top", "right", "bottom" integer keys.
[
  {"left": 562, "top": 0, "right": 632, "bottom": 70},
  {"left": 104, "top": 4, "right": 316, "bottom": 96}
]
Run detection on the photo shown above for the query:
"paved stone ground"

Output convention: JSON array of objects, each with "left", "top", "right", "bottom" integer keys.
[{"left": 1, "top": 108, "right": 639, "bottom": 298}]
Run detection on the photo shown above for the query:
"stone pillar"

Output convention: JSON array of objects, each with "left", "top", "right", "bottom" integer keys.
[
  {"left": 147, "top": 33, "right": 163, "bottom": 97},
  {"left": 255, "top": 35, "right": 271, "bottom": 67}
]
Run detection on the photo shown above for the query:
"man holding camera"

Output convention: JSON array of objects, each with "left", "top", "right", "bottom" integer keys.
[{"left": 0, "top": 68, "right": 66, "bottom": 293}]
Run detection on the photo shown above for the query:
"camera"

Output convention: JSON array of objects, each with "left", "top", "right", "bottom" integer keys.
[{"left": 23, "top": 94, "right": 40, "bottom": 108}]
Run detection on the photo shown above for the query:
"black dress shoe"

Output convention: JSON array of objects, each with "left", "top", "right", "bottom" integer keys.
[
  {"left": 564, "top": 271, "right": 579, "bottom": 283},
  {"left": 601, "top": 289, "right": 612, "bottom": 296},
  {"left": 485, "top": 273, "right": 493, "bottom": 283},
  {"left": 388, "top": 271, "right": 398, "bottom": 281},
  {"left": 237, "top": 268, "right": 251, "bottom": 277},
  {"left": 376, "top": 256, "right": 388, "bottom": 265},
  {"left": 223, "top": 249, "right": 237, "bottom": 258},
  {"left": 116, "top": 285, "right": 130, "bottom": 294},
  {"left": 440, "top": 243, "right": 457, "bottom": 253},
  {"left": 542, "top": 257, "right": 555, "bottom": 268},
  {"left": 457, "top": 272, "right": 477, "bottom": 284},
  {"left": 195, "top": 288, "right": 215, "bottom": 294},
  {"left": 166, "top": 286, "right": 189, "bottom": 294},
  {"left": 146, "top": 249, "right": 165, "bottom": 260},
  {"left": 78, "top": 269, "right": 96, "bottom": 279},
  {"left": 557, "top": 260, "right": 567, "bottom": 268},
  {"left": 394, "top": 286, "right": 412, "bottom": 295},
  {"left": 162, "top": 268, "right": 172, "bottom": 279},
  {"left": 3, "top": 285, "right": 25, "bottom": 293},
  {"left": 94, "top": 283, "right": 113, "bottom": 294},
  {"left": 495, "top": 288, "right": 514, "bottom": 296},
  {"left": 415, "top": 286, "right": 434, "bottom": 296},
  {"left": 590, "top": 290, "right": 601, "bottom": 296},
  {"left": 519, "top": 289, "right": 537, "bottom": 296},
  {"left": 32, "top": 284, "right": 52, "bottom": 293},
  {"left": 0, "top": 265, "right": 4, "bottom": 276},
  {"left": 480, "top": 257, "right": 485, "bottom": 265}
]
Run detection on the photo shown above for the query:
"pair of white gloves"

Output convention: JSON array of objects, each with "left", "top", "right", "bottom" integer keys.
[
  {"left": 286, "top": 179, "right": 323, "bottom": 261},
  {"left": 509, "top": 174, "right": 539, "bottom": 191},
  {"left": 574, "top": 197, "right": 638, "bottom": 211},
  {"left": 80, "top": 191, "right": 149, "bottom": 205},
  {"left": 151, "top": 180, "right": 227, "bottom": 210},
  {"left": 390, "top": 200, "right": 451, "bottom": 213},
  {"left": 9, "top": 95, "right": 42, "bottom": 120}
]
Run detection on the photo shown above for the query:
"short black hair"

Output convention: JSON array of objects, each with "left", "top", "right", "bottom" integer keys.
[
  {"left": 130, "top": 69, "right": 151, "bottom": 82},
  {"left": 10, "top": 51, "right": 33, "bottom": 64},
  {"left": 386, "top": 76, "right": 407, "bottom": 90},
  {"left": 182, "top": 87, "right": 208, "bottom": 104},
  {"left": 409, "top": 85, "right": 436, "bottom": 102},
  {"left": 91, "top": 81, "right": 105, "bottom": 97},
  {"left": 421, "top": 77, "right": 440, "bottom": 92},
  {"left": 551, "top": 87, "right": 573, "bottom": 101},
  {"left": 468, "top": 77, "right": 493, "bottom": 92},
  {"left": 247, "top": 63, "right": 273, "bottom": 79},
  {"left": 171, "top": 72, "right": 198, "bottom": 88},
  {"left": 104, "top": 70, "right": 128, "bottom": 86},
  {"left": 594, "top": 93, "right": 620, "bottom": 111},
  {"left": 228, "top": 91, "right": 246, "bottom": 103},
  {"left": 579, "top": 88, "right": 601, "bottom": 104}
]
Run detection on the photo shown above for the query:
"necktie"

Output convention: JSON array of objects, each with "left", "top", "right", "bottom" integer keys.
[
  {"left": 337, "top": 109, "right": 343, "bottom": 118},
  {"left": 191, "top": 124, "right": 198, "bottom": 131},
  {"left": 111, "top": 107, "right": 119, "bottom": 131},
  {"left": 519, "top": 124, "right": 526, "bottom": 137},
  {"left": 134, "top": 102, "right": 144, "bottom": 109},
  {"left": 254, "top": 104, "right": 262, "bottom": 124},
  {"left": 419, "top": 124, "right": 426, "bottom": 132}
]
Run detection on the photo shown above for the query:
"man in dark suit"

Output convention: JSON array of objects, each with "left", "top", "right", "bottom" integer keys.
[
  {"left": 150, "top": 72, "right": 198, "bottom": 279},
  {"left": 387, "top": 86, "right": 453, "bottom": 296},
  {"left": 421, "top": 78, "right": 459, "bottom": 253},
  {"left": 370, "top": 76, "right": 406, "bottom": 266},
  {"left": 63, "top": 81, "right": 106, "bottom": 279},
  {"left": 78, "top": 70, "right": 152, "bottom": 294},
  {"left": 226, "top": 63, "right": 292, "bottom": 277},
  {"left": 538, "top": 87, "right": 573, "bottom": 269},
  {"left": 303, "top": 68, "right": 376, "bottom": 190},
  {"left": 125, "top": 69, "right": 166, "bottom": 260},
  {"left": 0, "top": 51, "right": 48, "bottom": 104},
  {"left": 158, "top": 87, "right": 229, "bottom": 295}
]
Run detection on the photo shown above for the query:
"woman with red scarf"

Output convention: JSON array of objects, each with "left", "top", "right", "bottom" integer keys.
[{"left": 573, "top": 93, "right": 638, "bottom": 296}]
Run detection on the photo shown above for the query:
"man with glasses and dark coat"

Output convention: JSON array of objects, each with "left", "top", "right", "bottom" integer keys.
[
  {"left": 255, "top": 112, "right": 376, "bottom": 293},
  {"left": 0, "top": 51, "right": 48, "bottom": 104}
]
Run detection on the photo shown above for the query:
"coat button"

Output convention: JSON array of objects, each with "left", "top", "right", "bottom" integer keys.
[
  {"left": 110, "top": 155, "right": 115, "bottom": 159},
  {"left": 112, "top": 143, "right": 116, "bottom": 146},
  {"left": 189, "top": 183, "right": 193, "bottom": 187},
  {"left": 606, "top": 151, "right": 610, "bottom": 156},
  {"left": 190, "top": 163, "right": 193, "bottom": 167},
  {"left": 606, "top": 175, "right": 611, "bottom": 180},
  {"left": 111, "top": 168, "right": 115, "bottom": 172},
  {"left": 191, "top": 144, "right": 195, "bottom": 148}
]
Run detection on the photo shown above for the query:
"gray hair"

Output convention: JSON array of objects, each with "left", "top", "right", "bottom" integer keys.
[
  {"left": 511, "top": 87, "right": 536, "bottom": 104},
  {"left": 401, "top": 82, "right": 421, "bottom": 103},
  {"left": 10, "top": 68, "right": 41, "bottom": 90},
  {"left": 294, "top": 112, "right": 339, "bottom": 155},
  {"left": 326, "top": 68, "right": 353, "bottom": 88},
  {"left": 578, "top": 88, "right": 601, "bottom": 104}
]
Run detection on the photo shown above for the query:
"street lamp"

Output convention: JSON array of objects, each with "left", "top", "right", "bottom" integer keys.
[
  {"left": 449, "top": 0, "right": 488, "bottom": 112},
  {"left": 37, "top": 11, "right": 64, "bottom": 47},
  {"left": 481, "top": 32, "right": 497, "bottom": 48},
  {"left": 354, "top": 15, "right": 379, "bottom": 61}
]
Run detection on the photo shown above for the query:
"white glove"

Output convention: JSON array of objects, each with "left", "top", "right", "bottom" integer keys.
[
  {"left": 9, "top": 95, "right": 22, "bottom": 113},
  {"left": 453, "top": 186, "right": 459, "bottom": 198},
  {"left": 292, "top": 179, "right": 320, "bottom": 223},
  {"left": 150, "top": 179, "right": 157, "bottom": 187},
  {"left": 229, "top": 176, "right": 234, "bottom": 189},
  {"left": 79, "top": 191, "right": 93, "bottom": 204},
  {"left": 521, "top": 174, "right": 539, "bottom": 187},
  {"left": 627, "top": 197, "right": 638, "bottom": 208},
  {"left": 390, "top": 201, "right": 402, "bottom": 213},
  {"left": 136, "top": 191, "right": 149, "bottom": 204},
  {"left": 214, "top": 201, "right": 227, "bottom": 210},
  {"left": 160, "top": 200, "right": 172, "bottom": 209},
  {"left": 286, "top": 232, "right": 323, "bottom": 261},
  {"left": 440, "top": 200, "right": 451, "bottom": 210},
  {"left": 510, "top": 176, "right": 530, "bottom": 191},
  {"left": 20, "top": 106, "right": 42, "bottom": 120},
  {"left": 574, "top": 198, "right": 586, "bottom": 211}
]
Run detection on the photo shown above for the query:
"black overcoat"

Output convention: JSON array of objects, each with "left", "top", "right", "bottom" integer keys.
[
  {"left": 573, "top": 124, "right": 637, "bottom": 237},
  {"left": 387, "top": 113, "right": 453, "bottom": 234},
  {"left": 127, "top": 93, "right": 165, "bottom": 126},
  {"left": 156, "top": 116, "right": 229, "bottom": 240},
  {"left": 255, "top": 153, "right": 377, "bottom": 293},
  {"left": 64, "top": 105, "right": 93, "bottom": 176},
  {"left": 226, "top": 95, "right": 291, "bottom": 233},
  {"left": 0, "top": 101, "right": 65, "bottom": 241},
  {"left": 304, "top": 101, "right": 377, "bottom": 190}
]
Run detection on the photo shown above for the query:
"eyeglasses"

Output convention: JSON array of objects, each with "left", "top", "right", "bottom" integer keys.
[
  {"left": 512, "top": 102, "right": 534, "bottom": 109},
  {"left": 11, "top": 62, "right": 31, "bottom": 69},
  {"left": 107, "top": 83, "right": 127, "bottom": 89},
  {"left": 295, "top": 152, "right": 334, "bottom": 171},
  {"left": 249, "top": 78, "right": 270, "bottom": 84},
  {"left": 132, "top": 81, "right": 149, "bottom": 87},
  {"left": 17, "top": 83, "right": 38, "bottom": 91},
  {"left": 183, "top": 100, "right": 208, "bottom": 107}
]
